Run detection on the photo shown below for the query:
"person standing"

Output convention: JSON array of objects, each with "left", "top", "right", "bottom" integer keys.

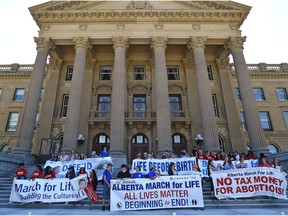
[
  {"left": 148, "top": 166, "right": 159, "bottom": 180},
  {"left": 65, "top": 166, "right": 76, "bottom": 179},
  {"left": 43, "top": 166, "right": 56, "bottom": 179},
  {"left": 15, "top": 163, "right": 28, "bottom": 179},
  {"left": 102, "top": 163, "right": 113, "bottom": 211},
  {"left": 132, "top": 166, "right": 144, "bottom": 178},
  {"left": 168, "top": 162, "right": 178, "bottom": 176},
  {"left": 88, "top": 169, "right": 98, "bottom": 210},
  {"left": 100, "top": 146, "right": 109, "bottom": 157}
]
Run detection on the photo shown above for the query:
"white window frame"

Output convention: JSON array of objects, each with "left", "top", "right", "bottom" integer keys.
[
  {"left": 212, "top": 94, "right": 219, "bottom": 118},
  {"left": 133, "top": 66, "right": 146, "bottom": 80},
  {"left": 276, "top": 88, "right": 288, "bottom": 101},
  {"left": 6, "top": 112, "right": 19, "bottom": 132},
  {"left": 66, "top": 66, "right": 73, "bottom": 81},
  {"left": 60, "top": 95, "right": 69, "bottom": 118},
  {"left": 253, "top": 88, "right": 265, "bottom": 101},
  {"left": 100, "top": 65, "right": 112, "bottom": 80},
  {"left": 259, "top": 111, "right": 272, "bottom": 130},
  {"left": 167, "top": 66, "right": 180, "bottom": 80},
  {"left": 13, "top": 88, "right": 25, "bottom": 102},
  {"left": 207, "top": 65, "right": 213, "bottom": 81}
]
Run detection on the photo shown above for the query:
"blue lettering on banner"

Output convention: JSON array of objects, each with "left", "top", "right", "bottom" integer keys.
[
  {"left": 171, "top": 198, "right": 188, "bottom": 206},
  {"left": 125, "top": 200, "right": 163, "bottom": 209},
  {"left": 15, "top": 182, "right": 41, "bottom": 193},
  {"left": 251, "top": 160, "right": 258, "bottom": 168}
]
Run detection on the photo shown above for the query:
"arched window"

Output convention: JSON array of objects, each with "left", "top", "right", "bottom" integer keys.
[
  {"left": 218, "top": 135, "right": 225, "bottom": 152},
  {"left": 172, "top": 133, "right": 187, "bottom": 157},
  {"left": 267, "top": 144, "right": 279, "bottom": 154},
  {"left": 0, "top": 144, "right": 11, "bottom": 153},
  {"left": 93, "top": 133, "right": 110, "bottom": 156},
  {"left": 131, "top": 134, "right": 149, "bottom": 159}
]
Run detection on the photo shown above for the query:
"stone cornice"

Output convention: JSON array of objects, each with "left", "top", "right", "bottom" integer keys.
[
  {"left": 31, "top": 10, "right": 248, "bottom": 25},
  {"left": 231, "top": 72, "right": 288, "bottom": 78}
]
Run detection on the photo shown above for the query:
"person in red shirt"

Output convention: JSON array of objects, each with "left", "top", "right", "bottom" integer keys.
[
  {"left": 15, "top": 163, "right": 28, "bottom": 179},
  {"left": 31, "top": 165, "right": 43, "bottom": 180},
  {"left": 196, "top": 148, "right": 206, "bottom": 160},
  {"left": 43, "top": 166, "right": 56, "bottom": 179}
]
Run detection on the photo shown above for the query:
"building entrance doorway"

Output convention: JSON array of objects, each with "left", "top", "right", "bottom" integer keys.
[
  {"left": 131, "top": 133, "right": 149, "bottom": 159},
  {"left": 172, "top": 133, "right": 187, "bottom": 157},
  {"left": 92, "top": 133, "right": 110, "bottom": 156}
]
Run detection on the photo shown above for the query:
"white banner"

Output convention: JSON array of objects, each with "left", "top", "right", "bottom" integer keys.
[
  {"left": 44, "top": 157, "right": 112, "bottom": 180},
  {"left": 211, "top": 167, "right": 288, "bottom": 200},
  {"left": 9, "top": 175, "right": 88, "bottom": 203},
  {"left": 212, "top": 159, "right": 258, "bottom": 170},
  {"left": 132, "top": 158, "right": 197, "bottom": 176},
  {"left": 110, "top": 175, "right": 204, "bottom": 211}
]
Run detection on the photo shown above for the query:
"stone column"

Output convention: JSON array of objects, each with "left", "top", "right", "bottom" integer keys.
[
  {"left": 151, "top": 36, "right": 173, "bottom": 156},
  {"left": 187, "top": 37, "right": 220, "bottom": 152},
  {"left": 62, "top": 37, "right": 92, "bottom": 151},
  {"left": 109, "top": 37, "right": 129, "bottom": 157},
  {"left": 216, "top": 58, "right": 245, "bottom": 153},
  {"left": 225, "top": 37, "right": 269, "bottom": 155},
  {"left": 33, "top": 58, "right": 63, "bottom": 155},
  {"left": 13, "top": 37, "right": 55, "bottom": 159}
]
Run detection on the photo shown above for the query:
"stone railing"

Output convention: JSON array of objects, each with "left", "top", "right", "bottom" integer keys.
[
  {"left": 0, "top": 63, "right": 34, "bottom": 72},
  {"left": 232, "top": 63, "right": 288, "bottom": 73}
]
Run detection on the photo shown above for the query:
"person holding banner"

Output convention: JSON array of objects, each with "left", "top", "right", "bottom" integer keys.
[
  {"left": 117, "top": 164, "right": 131, "bottom": 179},
  {"left": 43, "top": 166, "right": 56, "bottom": 179},
  {"left": 65, "top": 166, "right": 76, "bottom": 179},
  {"left": 102, "top": 163, "right": 113, "bottom": 211},
  {"left": 237, "top": 157, "right": 248, "bottom": 169},
  {"left": 221, "top": 157, "right": 235, "bottom": 170},
  {"left": 77, "top": 165, "right": 88, "bottom": 180},
  {"left": 272, "top": 158, "right": 282, "bottom": 170},
  {"left": 132, "top": 166, "right": 144, "bottom": 178},
  {"left": 168, "top": 162, "right": 178, "bottom": 176},
  {"left": 31, "top": 165, "right": 43, "bottom": 180},
  {"left": 15, "top": 163, "right": 28, "bottom": 180},
  {"left": 148, "top": 166, "right": 160, "bottom": 180}
]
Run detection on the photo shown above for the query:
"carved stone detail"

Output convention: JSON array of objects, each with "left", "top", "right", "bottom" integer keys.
[
  {"left": 48, "top": 58, "right": 63, "bottom": 70},
  {"left": 86, "top": 58, "right": 96, "bottom": 69},
  {"left": 150, "top": 36, "right": 167, "bottom": 50},
  {"left": 154, "top": 24, "right": 163, "bottom": 30},
  {"left": 34, "top": 37, "right": 55, "bottom": 51},
  {"left": 187, "top": 37, "right": 207, "bottom": 50},
  {"left": 127, "top": 1, "right": 153, "bottom": 10},
  {"left": 230, "top": 24, "right": 239, "bottom": 30},
  {"left": 192, "top": 24, "right": 201, "bottom": 30},
  {"left": 79, "top": 24, "right": 88, "bottom": 30},
  {"left": 40, "top": 24, "right": 50, "bottom": 32},
  {"left": 73, "top": 37, "right": 92, "bottom": 50},
  {"left": 183, "top": 58, "right": 194, "bottom": 69},
  {"left": 216, "top": 58, "right": 231, "bottom": 71},
  {"left": 224, "top": 36, "right": 246, "bottom": 51},
  {"left": 112, "top": 36, "right": 129, "bottom": 50},
  {"left": 117, "top": 24, "right": 125, "bottom": 30}
]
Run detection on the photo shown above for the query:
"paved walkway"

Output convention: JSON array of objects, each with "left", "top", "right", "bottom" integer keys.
[{"left": 0, "top": 207, "right": 287, "bottom": 215}]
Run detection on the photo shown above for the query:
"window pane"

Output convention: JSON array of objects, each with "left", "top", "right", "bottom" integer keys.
[
  {"left": 13, "top": 88, "right": 25, "bottom": 101},
  {"left": 133, "top": 66, "right": 145, "bottom": 80},
  {"left": 0, "top": 88, "right": 2, "bottom": 98},
  {"left": 240, "top": 111, "right": 247, "bottom": 131},
  {"left": 167, "top": 66, "right": 179, "bottom": 80},
  {"left": 60, "top": 95, "right": 69, "bottom": 118},
  {"left": 254, "top": 88, "right": 265, "bottom": 101},
  {"left": 283, "top": 112, "right": 288, "bottom": 128},
  {"left": 66, "top": 66, "right": 73, "bottom": 81},
  {"left": 259, "top": 112, "right": 272, "bottom": 130},
  {"left": 267, "top": 145, "right": 279, "bottom": 154},
  {"left": 277, "top": 88, "right": 288, "bottom": 101},
  {"left": 207, "top": 65, "right": 213, "bottom": 80},
  {"left": 235, "top": 88, "right": 241, "bottom": 101},
  {"left": 97, "top": 95, "right": 111, "bottom": 117},
  {"left": 133, "top": 95, "right": 146, "bottom": 118},
  {"left": 6, "top": 112, "right": 19, "bottom": 131},
  {"left": 212, "top": 95, "right": 219, "bottom": 118},
  {"left": 100, "top": 66, "right": 112, "bottom": 80}
]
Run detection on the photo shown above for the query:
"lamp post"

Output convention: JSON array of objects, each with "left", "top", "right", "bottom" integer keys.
[{"left": 195, "top": 134, "right": 204, "bottom": 148}]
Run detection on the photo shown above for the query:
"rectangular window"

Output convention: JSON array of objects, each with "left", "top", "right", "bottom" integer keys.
[
  {"left": 240, "top": 111, "right": 247, "bottom": 131},
  {"left": 6, "top": 112, "right": 19, "bottom": 132},
  {"left": 66, "top": 66, "right": 73, "bottom": 81},
  {"left": 40, "top": 88, "right": 44, "bottom": 101},
  {"left": 235, "top": 88, "right": 241, "bottom": 101},
  {"left": 97, "top": 95, "right": 110, "bottom": 118},
  {"left": 259, "top": 111, "right": 272, "bottom": 130},
  {"left": 133, "top": 66, "right": 146, "bottom": 80},
  {"left": 34, "top": 112, "right": 39, "bottom": 131},
  {"left": 133, "top": 95, "right": 146, "bottom": 118},
  {"left": 0, "top": 88, "right": 2, "bottom": 100},
  {"left": 100, "top": 66, "right": 112, "bottom": 80},
  {"left": 212, "top": 94, "right": 219, "bottom": 118},
  {"left": 207, "top": 65, "right": 213, "bottom": 80},
  {"left": 253, "top": 88, "right": 265, "bottom": 101},
  {"left": 167, "top": 66, "right": 179, "bottom": 80},
  {"left": 13, "top": 88, "right": 25, "bottom": 102},
  {"left": 283, "top": 111, "right": 288, "bottom": 128},
  {"left": 276, "top": 88, "right": 288, "bottom": 101},
  {"left": 169, "top": 95, "right": 183, "bottom": 117},
  {"left": 60, "top": 95, "right": 69, "bottom": 118}
]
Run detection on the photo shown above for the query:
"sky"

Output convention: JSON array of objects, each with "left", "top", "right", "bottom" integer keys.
[{"left": 0, "top": 0, "right": 287, "bottom": 64}]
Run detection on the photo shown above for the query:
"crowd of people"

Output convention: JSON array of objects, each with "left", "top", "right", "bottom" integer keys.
[{"left": 13, "top": 146, "right": 283, "bottom": 209}]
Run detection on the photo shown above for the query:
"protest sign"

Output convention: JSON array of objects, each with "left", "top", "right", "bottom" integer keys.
[
  {"left": 10, "top": 176, "right": 88, "bottom": 203},
  {"left": 44, "top": 157, "right": 112, "bottom": 179},
  {"left": 212, "top": 159, "right": 258, "bottom": 170},
  {"left": 132, "top": 158, "right": 197, "bottom": 176},
  {"left": 211, "top": 167, "right": 287, "bottom": 200},
  {"left": 110, "top": 175, "right": 204, "bottom": 211}
]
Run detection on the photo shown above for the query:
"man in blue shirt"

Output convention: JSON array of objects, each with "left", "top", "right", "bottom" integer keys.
[
  {"left": 102, "top": 163, "right": 112, "bottom": 211},
  {"left": 100, "top": 146, "right": 109, "bottom": 157},
  {"left": 148, "top": 166, "right": 159, "bottom": 180}
]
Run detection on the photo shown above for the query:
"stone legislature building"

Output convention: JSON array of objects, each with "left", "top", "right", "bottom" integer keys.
[{"left": 0, "top": 1, "right": 288, "bottom": 163}]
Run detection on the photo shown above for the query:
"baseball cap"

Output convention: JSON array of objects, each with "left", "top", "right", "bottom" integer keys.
[
  {"left": 120, "top": 164, "right": 127, "bottom": 168},
  {"left": 107, "top": 163, "right": 113, "bottom": 167}
]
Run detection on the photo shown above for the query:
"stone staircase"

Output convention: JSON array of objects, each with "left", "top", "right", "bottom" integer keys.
[{"left": 0, "top": 166, "right": 288, "bottom": 210}]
